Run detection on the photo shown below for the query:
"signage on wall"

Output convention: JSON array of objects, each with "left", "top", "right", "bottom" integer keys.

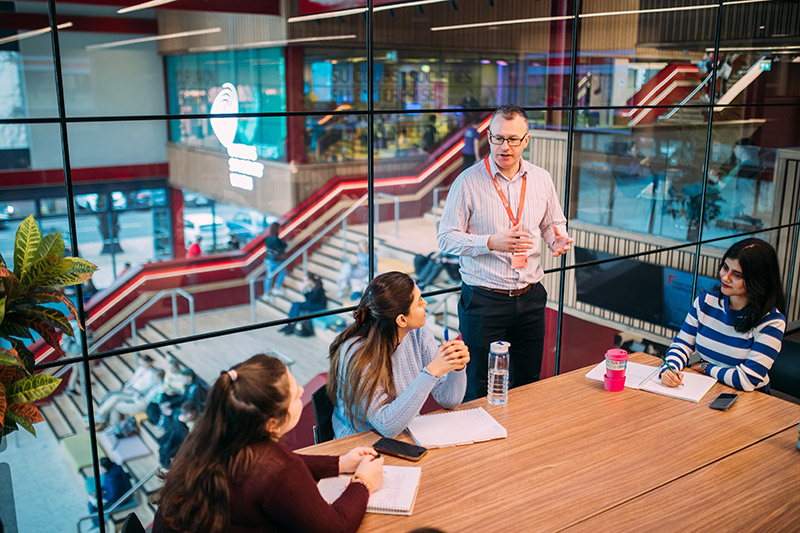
[{"left": 210, "top": 83, "right": 265, "bottom": 191}]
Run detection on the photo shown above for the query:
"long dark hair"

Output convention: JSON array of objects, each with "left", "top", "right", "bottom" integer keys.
[
  {"left": 327, "top": 271, "right": 415, "bottom": 426},
  {"left": 720, "top": 238, "right": 785, "bottom": 332},
  {"left": 153, "top": 354, "right": 290, "bottom": 532}
]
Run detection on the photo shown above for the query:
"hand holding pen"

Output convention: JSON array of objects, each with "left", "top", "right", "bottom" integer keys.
[
  {"left": 659, "top": 355, "right": 684, "bottom": 388},
  {"left": 427, "top": 328, "right": 470, "bottom": 376}
]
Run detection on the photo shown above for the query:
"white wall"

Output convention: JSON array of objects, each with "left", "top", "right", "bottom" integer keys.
[{"left": 19, "top": 31, "right": 167, "bottom": 169}]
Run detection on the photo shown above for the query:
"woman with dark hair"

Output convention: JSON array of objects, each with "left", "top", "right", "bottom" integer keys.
[
  {"left": 152, "top": 354, "right": 383, "bottom": 532},
  {"left": 328, "top": 272, "right": 469, "bottom": 438},
  {"left": 661, "top": 238, "right": 786, "bottom": 392}
]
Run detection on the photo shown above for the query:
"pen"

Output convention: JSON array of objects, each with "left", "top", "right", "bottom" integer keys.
[
  {"left": 658, "top": 355, "right": 682, "bottom": 381},
  {"left": 444, "top": 329, "right": 449, "bottom": 342}
]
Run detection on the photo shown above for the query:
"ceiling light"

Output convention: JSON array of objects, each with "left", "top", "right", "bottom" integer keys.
[
  {"left": 86, "top": 27, "right": 221, "bottom": 51},
  {"left": 188, "top": 34, "right": 357, "bottom": 53},
  {"left": 117, "top": 0, "right": 177, "bottom": 14},
  {"left": 0, "top": 22, "right": 72, "bottom": 47},
  {"left": 288, "top": 8, "right": 367, "bottom": 23},
  {"left": 432, "top": 15, "right": 570, "bottom": 31}
]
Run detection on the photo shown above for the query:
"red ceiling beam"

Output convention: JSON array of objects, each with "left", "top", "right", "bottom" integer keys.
[
  {"left": 0, "top": 12, "right": 157, "bottom": 34},
  {"left": 14, "top": 0, "right": 281, "bottom": 16}
]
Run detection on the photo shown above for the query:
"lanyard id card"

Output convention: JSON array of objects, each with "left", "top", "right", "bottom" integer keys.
[{"left": 485, "top": 157, "right": 528, "bottom": 269}]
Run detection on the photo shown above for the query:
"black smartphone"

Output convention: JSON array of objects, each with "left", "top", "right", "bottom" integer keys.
[
  {"left": 709, "top": 393, "right": 739, "bottom": 410},
  {"left": 373, "top": 437, "right": 427, "bottom": 461}
]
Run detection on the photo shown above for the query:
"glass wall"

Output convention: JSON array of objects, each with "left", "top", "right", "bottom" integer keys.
[{"left": 2, "top": 0, "right": 799, "bottom": 531}]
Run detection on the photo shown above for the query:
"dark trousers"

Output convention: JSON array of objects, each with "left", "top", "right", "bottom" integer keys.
[
  {"left": 462, "top": 154, "right": 476, "bottom": 171},
  {"left": 458, "top": 282, "right": 547, "bottom": 402}
]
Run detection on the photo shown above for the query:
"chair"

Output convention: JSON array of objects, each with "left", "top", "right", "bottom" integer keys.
[
  {"left": 771, "top": 339, "right": 800, "bottom": 402},
  {"left": 311, "top": 385, "right": 335, "bottom": 444},
  {"left": 120, "top": 512, "right": 147, "bottom": 533}
]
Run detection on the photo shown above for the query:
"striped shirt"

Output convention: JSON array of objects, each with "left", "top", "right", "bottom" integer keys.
[
  {"left": 437, "top": 156, "right": 568, "bottom": 289},
  {"left": 664, "top": 291, "right": 785, "bottom": 391}
]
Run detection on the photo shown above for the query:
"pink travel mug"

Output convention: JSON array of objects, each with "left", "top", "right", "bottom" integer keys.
[{"left": 604, "top": 349, "right": 628, "bottom": 392}]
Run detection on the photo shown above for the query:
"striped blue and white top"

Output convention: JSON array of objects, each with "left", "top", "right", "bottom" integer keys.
[
  {"left": 664, "top": 291, "right": 785, "bottom": 391},
  {"left": 437, "top": 156, "right": 568, "bottom": 290}
]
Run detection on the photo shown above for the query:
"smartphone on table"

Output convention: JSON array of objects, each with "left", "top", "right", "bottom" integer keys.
[
  {"left": 709, "top": 393, "right": 738, "bottom": 410},
  {"left": 373, "top": 437, "right": 427, "bottom": 461}
]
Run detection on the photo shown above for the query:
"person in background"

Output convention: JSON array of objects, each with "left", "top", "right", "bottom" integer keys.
[
  {"left": 88, "top": 458, "right": 132, "bottom": 526},
  {"left": 462, "top": 119, "right": 480, "bottom": 170},
  {"left": 186, "top": 236, "right": 203, "bottom": 259},
  {"left": 90, "top": 354, "right": 157, "bottom": 428},
  {"left": 328, "top": 272, "right": 469, "bottom": 439},
  {"left": 336, "top": 240, "right": 371, "bottom": 300},
  {"left": 660, "top": 238, "right": 785, "bottom": 392},
  {"left": 438, "top": 104, "right": 573, "bottom": 402},
  {"left": 280, "top": 273, "right": 327, "bottom": 335},
  {"left": 105, "top": 368, "right": 165, "bottom": 428},
  {"left": 81, "top": 277, "right": 98, "bottom": 304},
  {"left": 157, "top": 400, "right": 199, "bottom": 468},
  {"left": 152, "top": 354, "right": 383, "bottom": 533},
  {"left": 422, "top": 115, "right": 437, "bottom": 153},
  {"left": 264, "top": 222, "right": 287, "bottom": 298}
]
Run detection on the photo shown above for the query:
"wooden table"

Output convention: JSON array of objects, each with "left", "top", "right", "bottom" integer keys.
[{"left": 301, "top": 354, "right": 800, "bottom": 532}]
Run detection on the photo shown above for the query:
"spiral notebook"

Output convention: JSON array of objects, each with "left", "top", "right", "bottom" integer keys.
[
  {"left": 585, "top": 361, "right": 716, "bottom": 403},
  {"left": 406, "top": 407, "right": 507, "bottom": 448},
  {"left": 317, "top": 465, "right": 422, "bottom": 516}
]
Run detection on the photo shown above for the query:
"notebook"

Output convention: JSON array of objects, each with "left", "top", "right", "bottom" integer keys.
[
  {"left": 317, "top": 465, "right": 422, "bottom": 516},
  {"left": 406, "top": 407, "right": 507, "bottom": 448},
  {"left": 585, "top": 361, "right": 717, "bottom": 403}
]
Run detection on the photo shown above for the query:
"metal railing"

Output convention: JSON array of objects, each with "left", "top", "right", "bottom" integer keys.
[
  {"left": 660, "top": 71, "right": 714, "bottom": 121},
  {"left": 249, "top": 195, "right": 368, "bottom": 322},
  {"left": 76, "top": 465, "right": 160, "bottom": 532},
  {"left": 425, "top": 290, "right": 459, "bottom": 332},
  {"left": 53, "top": 289, "right": 195, "bottom": 380},
  {"left": 375, "top": 192, "right": 400, "bottom": 238},
  {"left": 90, "top": 288, "right": 195, "bottom": 358}
]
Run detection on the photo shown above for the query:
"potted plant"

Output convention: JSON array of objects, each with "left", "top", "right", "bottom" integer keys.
[{"left": 0, "top": 215, "right": 97, "bottom": 437}]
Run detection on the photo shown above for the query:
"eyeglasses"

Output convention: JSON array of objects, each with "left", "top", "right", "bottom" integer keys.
[{"left": 488, "top": 131, "right": 528, "bottom": 147}]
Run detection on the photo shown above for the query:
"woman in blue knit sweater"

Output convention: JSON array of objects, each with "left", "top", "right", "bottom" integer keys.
[
  {"left": 328, "top": 272, "right": 469, "bottom": 438},
  {"left": 661, "top": 238, "right": 786, "bottom": 392}
]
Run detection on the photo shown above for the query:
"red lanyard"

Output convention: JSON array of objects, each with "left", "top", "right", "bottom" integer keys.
[{"left": 484, "top": 156, "right": 526, "bottom": 226}]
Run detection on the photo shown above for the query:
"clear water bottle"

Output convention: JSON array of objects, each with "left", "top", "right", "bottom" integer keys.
[{"left": 487, "top": 341, "right": 510, "bottom": 405}]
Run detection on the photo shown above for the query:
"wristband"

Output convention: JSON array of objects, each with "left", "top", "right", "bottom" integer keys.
[{"left": 350, "top": 474, "right": 372, "bottom": 494}]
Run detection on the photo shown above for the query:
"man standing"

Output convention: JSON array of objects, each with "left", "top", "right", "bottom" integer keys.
[
  {"left": 462, "top": 119, "right": 480, "bottom": 171},
  {"left": 438, "top": 104, "right": 573, "bottom": 401},
  {"left": 186, "top": 236, "right": 203, "bottom": 258}
]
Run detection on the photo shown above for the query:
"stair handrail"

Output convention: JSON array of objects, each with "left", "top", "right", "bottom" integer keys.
[
  {"left": 659, "top": 71, "right": 714, "bottom": 121},
  {"left": 90, "top": 288, "right": 195, "bottom": 355},
  {"left": 375, "top": 192, "right": 400, "bottom": 238},
  {"left": 76, "top": 465, "right": 161, "bottom": 533},
  {"left": 249, "top": 194, "right": 368, "bottom": 320}
]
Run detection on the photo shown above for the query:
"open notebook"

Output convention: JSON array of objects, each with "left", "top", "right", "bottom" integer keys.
[
  {"left": 406, "top": 407, "right": 507, "bottom": 448},
  {"left": 585, "top": 361, "right": 717, "bottom": 402},
  {"left": 317, "top": 465, "right": 422, "bottom": 516}
]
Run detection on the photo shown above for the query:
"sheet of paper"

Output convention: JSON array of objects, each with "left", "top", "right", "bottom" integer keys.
[
  {"left": 640, "top": 372, "right": 717, "bottom": 402},
  {"left": 584, "top": 361, "right": 660, "bottom": 389},
  {"left": 317, "top": 465, "right": 422, "bottom": 515}
]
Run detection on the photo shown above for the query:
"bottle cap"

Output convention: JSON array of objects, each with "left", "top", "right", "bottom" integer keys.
[{"left": 490, "top": 341, "right": 510, "bottom": 354}]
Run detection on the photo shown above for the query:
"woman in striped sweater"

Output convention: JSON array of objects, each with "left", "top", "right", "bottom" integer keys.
[{"left": 661, "top": 238, "right": 786, "bottom": 392}]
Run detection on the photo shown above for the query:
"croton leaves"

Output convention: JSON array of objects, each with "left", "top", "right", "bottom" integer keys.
[
  {"left": 22, "top": 255, "right": 73, "bottom": 288},
  {"left": 6, "top": 405, "right": 41, "bottom": 436},
  {"left": 6, "top": 314, "right": 64, "bottom": 359},
  {"left": 50, "top": 257, "right": 98, "bottom": 287},
  {"left": 0, "top": 365, "right": 19, "bottom": 386},
  {"left": 13, "top": 215, "right": 42, "bottom": 280},
  {"left": 32, "top": 232, "right": 65, "bottom": 264},
  {"left": 0, "top": 383, "right": 5, "bottom": 429},
  {"left": 0, "top": 264, "right": 15, "bottom": 300},
  {"left": 0, "top": 296, "right": 4, "bottom": 325},
  {"left": 23, "top": 288, "right": 79, "bottom": 323},
  {"left": 12, "top": 305, "right": 73, "bottom": 337},
  {"left": 0, "top": 347, "right": 23, "bottom": 368},
  {"left": 9, "top": 339, "right": 34, "bottom": 374},
  {"left": 2, "top": 419, "right": 19, "bottom": 437},
  {"left": 0, "top": 321, "right": 34, "bottom": 341},
  {"left": 5, "top": 373, "right": 61, "bottom": 404}
]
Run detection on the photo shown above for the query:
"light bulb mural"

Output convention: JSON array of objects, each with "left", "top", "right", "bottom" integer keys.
[{"left": 210, "top": 83, "right": 264, "bottom": 191}]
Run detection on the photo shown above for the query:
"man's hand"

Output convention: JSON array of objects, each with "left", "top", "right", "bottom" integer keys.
[
  {"left": 551, "top": 226, "right": 573, "bottom": 257},
  {"left": 488, "top": 224, "right": 533, "bottom": 253}
]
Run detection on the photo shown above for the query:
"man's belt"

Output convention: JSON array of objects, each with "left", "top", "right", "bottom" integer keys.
[{"left": 476, "top": 283, "right": 535, "bottom": 297}]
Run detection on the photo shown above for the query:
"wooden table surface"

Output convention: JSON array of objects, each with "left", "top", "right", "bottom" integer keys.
[{"left": 300, "top": 353, "right": 800, "bottom": 532}]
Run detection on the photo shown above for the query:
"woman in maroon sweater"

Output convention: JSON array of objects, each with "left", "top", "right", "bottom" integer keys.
[{"left": 152, "top": 354, "right": 383, "bottom": 532}]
